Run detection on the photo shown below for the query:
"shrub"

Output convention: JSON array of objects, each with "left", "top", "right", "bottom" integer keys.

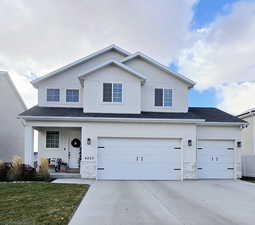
[
  {"left": 6, "top": 156, "right": 36, "bottom": 181},
  {"left": 0, "top": 156, "right": 51, "bottom": 182},
  {"left": 12, "top": 156, "right": 22, "bottom": 168},
  {"left": 7, "top": 156, "right": 23, "bottom": 181},
  {"left": 22, "top": 164, "right": 36, "bottom": 181},
  {"left": 0, "top": 161, "right": 11, "bottom": 181},
  {"left": 39, "top": 157, "right": 50, "bottom": 181}
]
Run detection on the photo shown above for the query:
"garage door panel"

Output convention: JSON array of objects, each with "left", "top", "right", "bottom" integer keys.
[
  {"left": 97, "top": 165, "right": 181, "bottom": 180},
  {"left": 197, "top": 140, "right": 234, "bottom": 179},
  {"left": 198, "top": 168, "right": 234, "bottom": 179},
  {"left": 97, "top": 138, "right": 182, "bottom": 180},
  {"left": 197, "top": 151, "right": 213, "bottom": 163}
]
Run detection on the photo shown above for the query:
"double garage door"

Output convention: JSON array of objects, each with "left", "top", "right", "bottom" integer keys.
[
  {"left": 97, "top": 138, "right": 182, "bottom": 180},
  {"left": 97, "top": 138, "right": 235, "bottom": 180}
]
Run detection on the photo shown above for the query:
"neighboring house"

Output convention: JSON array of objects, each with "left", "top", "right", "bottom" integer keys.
[
  {"left": 238, "top": 109, "right": 255, "bottom": 177},
  {"left": 19, "top": 45, "right": 245, "bottom": 180},
  {"left": 238, "top": 109, "right": 255, "bottom": 155},
  {"left": 0, "top": 71, "right": 27, "bottom": 162}
]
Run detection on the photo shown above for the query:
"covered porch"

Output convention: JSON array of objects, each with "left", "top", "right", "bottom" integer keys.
[{"left": 24, "top": 121, "right": 84, "bottom": 175}]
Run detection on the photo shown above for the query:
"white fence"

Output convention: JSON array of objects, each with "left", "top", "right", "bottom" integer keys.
[{"left": 242, "top": 155, "right": 255, "bottom": 177}]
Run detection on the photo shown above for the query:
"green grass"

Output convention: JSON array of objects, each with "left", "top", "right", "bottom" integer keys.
[
  {"left": 241, "top": 177, "right": 255, "bottom": 183},
  {"left": 0, "top": 182, "right": 89, "bottom": 225}
]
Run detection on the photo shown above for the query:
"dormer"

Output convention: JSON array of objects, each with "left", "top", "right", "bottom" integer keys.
[{"left": 79, "top": 61, "right": 145, "bottom": 114}]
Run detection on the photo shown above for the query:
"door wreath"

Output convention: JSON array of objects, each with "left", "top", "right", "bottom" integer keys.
[{"left": 71, "top": 138, "right": 81, "bottom": 148}]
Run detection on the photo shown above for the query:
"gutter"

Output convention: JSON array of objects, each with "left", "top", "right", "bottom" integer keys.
[
  {"left": 238, "top": 110, "right": 255, "bottom": 119},
  {"left": 197, "top": 121, "right": 247, "bottom": 127},
  {"left": 18, "top": 115, "right": 205, "bottom": 124},
  {"left": 18, "top": 116, "right": 245, "bottom": 126}
]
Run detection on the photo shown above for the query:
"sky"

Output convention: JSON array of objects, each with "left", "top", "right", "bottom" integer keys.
[{"left": 0, "top": 0, "right": 255, "bottom": 115}]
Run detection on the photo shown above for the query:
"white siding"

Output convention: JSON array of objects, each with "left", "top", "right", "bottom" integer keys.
[
  {"left": 36, "top": 49, "right": 191, "bottom": 113},
  {"left": 83, "top": 65, "right": 141, "bottom": 114},
  {"left": 0, "top": 73, "right": 26, "bottom": 162},
  {"left": 242, "top": 155, "right": 255, "bottom": 177},
  {"left": 240, "top": 115, "right": 255, "bottom": 177},
  {"left": 38, "top": 50, "right": 126, "bottom": 107},
  {"left": 240, "top": 116, "right": 254, "bottom": 155},
  {"left": 123, "top": 58, "right": 189, "bottom": 112}
]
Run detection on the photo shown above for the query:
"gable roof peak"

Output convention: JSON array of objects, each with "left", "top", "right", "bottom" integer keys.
[
  {"left": 31, "top": 44, "right": 131, "bottom": 88},
  {"left": 120, "top": 52, "right": 195, "bottom": 88},
  {"left": 78, "top": 60, "right": 146, "bottom": 86},
  {"left": 0, "top": 71, "right": 27, "bottom": 110}
]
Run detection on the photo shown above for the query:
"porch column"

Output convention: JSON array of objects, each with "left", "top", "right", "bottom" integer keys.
[
  {"left": 24, "top": 125, "right": 34, "bottom": 166},
  {"left": 80, "top": 125, "right": 96, "bottom": 178}
]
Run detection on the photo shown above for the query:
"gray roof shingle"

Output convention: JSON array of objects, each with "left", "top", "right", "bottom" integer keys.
[{"left": 19, "top": 106, "right": 245, "bottom": 123}]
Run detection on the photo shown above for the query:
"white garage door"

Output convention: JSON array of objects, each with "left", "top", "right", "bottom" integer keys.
[
  {"left": 197, "top": 140, "right": 235, "bottom": 179},
  {"left": 97, "top": 138, "right": 182, "bottom": 180}
]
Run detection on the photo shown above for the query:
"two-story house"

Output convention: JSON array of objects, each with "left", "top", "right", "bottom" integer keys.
[{"left": 19, "top": 45, "right": 245, "bottom": 180}]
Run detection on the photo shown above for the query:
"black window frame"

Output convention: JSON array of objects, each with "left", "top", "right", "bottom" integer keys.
[
  {"left": 103, "top": 83, "right": 122, "bottom": 103},
  {"left": 47, "top": 88, "right": 60, "bottom": 102},
  {"left": 46, "top": 131, "right": 60, "bottom": 149},
  {"left": 154, "top": 88, "right": 172, "bottom": 107},
  {"left": 155, "top": 88, "right": 163, "bottom": 106},
  {"left": 66, "top": 89, "right": 79, "bottom": 102},
  {"left": 103, "top": 83, "right": 112, "bottom": 102}
]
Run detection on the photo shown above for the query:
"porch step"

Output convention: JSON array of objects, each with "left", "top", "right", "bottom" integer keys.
[{"left": 50, "top": 172, "right": 81, "bottom": 179}]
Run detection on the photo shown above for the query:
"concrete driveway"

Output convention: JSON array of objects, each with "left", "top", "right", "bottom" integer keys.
[{"left": 69, "top": 180, "right": 255, "bottom": 225}]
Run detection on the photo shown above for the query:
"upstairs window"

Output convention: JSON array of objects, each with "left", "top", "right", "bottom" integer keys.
[
  {"left": 47, "top": 89, "right": 60, "bottom": 102},
  {"left": 66, "top": 89, "right": 79, "bottom": 102},
  {"left": 155, "top": 88, "right": 172, "bottom": 107},
  {"left": 46, "top": 131, "right": 59, "bottom": 148},
  {"left": 103, "top": 83, "right": 122, "bottom": 103}
]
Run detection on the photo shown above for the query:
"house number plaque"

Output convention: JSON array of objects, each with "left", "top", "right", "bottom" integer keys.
[{"left": 84, "top": 156, "right": 94, "bottom": 161}]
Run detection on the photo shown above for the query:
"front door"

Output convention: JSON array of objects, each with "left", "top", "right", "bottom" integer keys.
[{"left": 68, "top": 130, "right": 81, "bottom": 169}]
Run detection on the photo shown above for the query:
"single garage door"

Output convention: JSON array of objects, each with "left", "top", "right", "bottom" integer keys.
[
  {"left": 97, "top": 138, "right": 182, "bottom": 180},
  {"left": 197, "top": 140, "right": 235, "bottom": 179}
]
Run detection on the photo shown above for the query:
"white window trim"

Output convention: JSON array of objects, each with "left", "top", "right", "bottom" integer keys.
[
  {"left": 102, "top": 82, "right": 123, "bottom": 104},
  {"left": 46, "top": 88, "right": 60, "bottom": 103},
  {"left": 154, "top": 88, "right": 173, "bottom": 107},
  {"left": 65, "top": 88, "right": 80, "bottom": 104},
  {"left": 45, "top": 128, "right": 61, "bottom": 150}
]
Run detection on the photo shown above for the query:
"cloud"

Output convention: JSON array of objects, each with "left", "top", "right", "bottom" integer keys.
[
  {"left": 0, "top": 0, "right": 197, "bottom": 107},
  {"left": 216, "top": 82, "right": 255, "bottom": 115},
  {"left": 2, "top": 0, "right": 254, "bottom": 115},
  {"left": 178, "top": 1, "right": 255, "bottom": 114}
]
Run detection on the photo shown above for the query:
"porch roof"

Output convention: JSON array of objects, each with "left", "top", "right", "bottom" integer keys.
[{"left": 19, "top": 106, "right": 245, "bottom": 123}]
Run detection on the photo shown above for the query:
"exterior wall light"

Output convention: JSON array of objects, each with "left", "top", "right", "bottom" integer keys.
[
  {"left": 87, "top": 138, "right": 91, "bottom": 145},
  {"left": 188, "top": 139, "right": 192, "bottom": 146},
  {"left": 237, "top": 141, "right": 242, "bottom": 148}
]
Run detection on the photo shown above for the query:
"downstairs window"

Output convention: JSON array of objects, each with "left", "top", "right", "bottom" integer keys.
[{"left": 46, "top": 131, "right": 59, "bottom": 148}]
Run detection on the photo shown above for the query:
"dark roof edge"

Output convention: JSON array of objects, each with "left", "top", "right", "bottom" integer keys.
[
  {"left": 18, "top": 106, "right": 246, "bottom": 124},
  {"left": 238, "top": 109, "right": 255, "bottom": 118}
]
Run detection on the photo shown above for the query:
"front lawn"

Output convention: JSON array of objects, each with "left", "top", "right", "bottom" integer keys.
[
  {"left": 241, "top": 177, "right": 255, "bottom": 183},
  {"left": 0, "top": 182, "right": 89, "bottom": 225}
]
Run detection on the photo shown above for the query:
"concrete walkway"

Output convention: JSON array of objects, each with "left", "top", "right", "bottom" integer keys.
[
  {"left": 69, "top": 180, "right": 255, "bottom": 225},
  {"left": 52, "top": 178, "right": 95, "bottom": 185}
]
